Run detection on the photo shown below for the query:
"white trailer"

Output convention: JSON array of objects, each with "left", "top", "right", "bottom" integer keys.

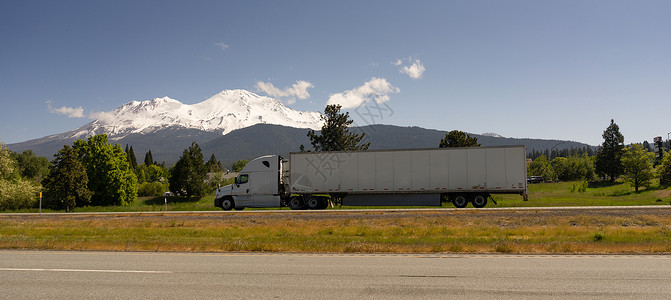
[{"left": 214, "top": 146, "right": 528, "bottom": 210}]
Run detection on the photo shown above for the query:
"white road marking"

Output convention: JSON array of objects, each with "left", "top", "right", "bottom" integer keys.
[{"left": 0, "top": 268, "right": 172, "bottom": 274}]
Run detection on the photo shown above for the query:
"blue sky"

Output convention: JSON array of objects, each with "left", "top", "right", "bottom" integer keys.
[{"left": 1, "top": 0, "right": 670, "bottom": 146}]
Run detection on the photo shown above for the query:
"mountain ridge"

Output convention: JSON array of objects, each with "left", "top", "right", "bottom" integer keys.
[
  {"left": 53, "top": 89, "right": 323, "bottom": 141},
  {"left": 7, "top": 89, "right": 594, "bottom": 167}
]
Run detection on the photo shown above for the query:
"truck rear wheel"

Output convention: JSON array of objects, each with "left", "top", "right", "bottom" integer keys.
[
  {"left": 452, "top": 194, "right": 468, "bottom": 208},
  {"left": 471, "top": 194, "right": 487, "bottom": 208},
  {"left": 220, "top": 197, "right": 234, "bottom": 211},
  {"left": 288, "top": 196, "right": 306, "bottom": 210}
]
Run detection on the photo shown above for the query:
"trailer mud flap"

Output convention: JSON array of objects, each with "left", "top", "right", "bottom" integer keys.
[{"left": 342, "top": 194, "right": 441, "bottom": 206}]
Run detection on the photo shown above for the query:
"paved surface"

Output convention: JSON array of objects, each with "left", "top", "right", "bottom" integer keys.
[{"left": 2, "top": 251, "right": 671, "bottom": 299}]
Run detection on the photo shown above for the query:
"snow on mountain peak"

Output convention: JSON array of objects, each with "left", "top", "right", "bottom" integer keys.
[
  {"left": 76, "top": 90, "right": 323, "bottom": 139},
  {"left": 481, "top": 132, "right": 504, "bottom": 138}
]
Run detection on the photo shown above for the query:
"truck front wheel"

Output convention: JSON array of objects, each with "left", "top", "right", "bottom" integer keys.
[
  {"left": 221, "top": 197, "right": 234, "bottom": 211},
  {"left": 289, "top": 196, "right": 306, "bottom": 210},
  {"left": 452, "top": 194, "right": 468, "bottom": 208}
]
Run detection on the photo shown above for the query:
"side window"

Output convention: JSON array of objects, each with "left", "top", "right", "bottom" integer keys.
[
  {"left": 237, "top": 174, "right": 249, "bottom": 184},
  {"left": 262, "top": 161, "right": 270, "bottom": 168}
]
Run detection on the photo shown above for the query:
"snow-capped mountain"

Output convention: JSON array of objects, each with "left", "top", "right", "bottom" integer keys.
[
  {"left": 66, "top": 89, "right": 323, "bottom": 140},
  {"left": 481, "top": 132, "right": 504, "bottom": 138}
]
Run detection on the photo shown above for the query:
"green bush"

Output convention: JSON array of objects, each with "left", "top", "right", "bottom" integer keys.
[
  {"left": 0, "top": 179, "right": 39, "bottom": 210},
  {"left": 137, "top": 181, "right": 167, "bottom": 197}
]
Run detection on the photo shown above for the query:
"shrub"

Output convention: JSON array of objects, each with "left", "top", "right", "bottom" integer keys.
[{"left": 137, "top": 181, "right": 167, "bottom": 197}]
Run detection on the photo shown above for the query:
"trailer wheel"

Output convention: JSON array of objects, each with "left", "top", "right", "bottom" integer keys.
[
  {"left": 288, "top": 196, "right": 306, "bottom": 210},
  {"left": 452, "top": 194, "right": 468, "bottom": 208},
  {"left": 471, "top": 194, "right": 487, "bottom": 208},
  {"left": 306, "top": 196, "right": 322, "bottom": 210},
  {"left": 220, "top": 197, "right": 234, "bottom": 211}
]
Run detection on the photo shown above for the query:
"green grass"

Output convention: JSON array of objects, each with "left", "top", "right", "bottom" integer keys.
[
  {"left": 3, "top": 210, "right": 671, "bottom": 254},
  {"left": 4, "top": 180, "right": 671, "bottom": 213},
  {"left": 489, "top": 180, "right": 671, "bottom": 208}
]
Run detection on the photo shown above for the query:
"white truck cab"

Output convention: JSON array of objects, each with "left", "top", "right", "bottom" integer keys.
[{"left": 214, "top": 155, "right": 283, "bottom": 210}]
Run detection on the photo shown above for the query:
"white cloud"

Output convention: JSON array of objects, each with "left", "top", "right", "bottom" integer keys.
[
  {"left": 215, "top": 42, "right": 229, "bottom": 51},
  {"left": 394, "top": 57, "right": 426, "bottom": 79},
  {"left": 326, "top": 77, "right": 399, "bottom": 109},
  {"left": 87, "top": 111, "right": 114, "bottom": 122},
  {"left": 46, "top": 101, "right": 85, "bottom": 118},
  {"left": 255, "top": 80, "right": 314, "bottom": 104}
]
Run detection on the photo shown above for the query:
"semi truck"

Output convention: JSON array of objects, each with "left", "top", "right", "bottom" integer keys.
[{"left": 214, "top": 145, "right": 528, "bottom": 210}]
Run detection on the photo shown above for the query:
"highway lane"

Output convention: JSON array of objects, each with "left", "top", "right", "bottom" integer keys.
[{"left": 2, "top": 251, "right": 671, "bottom": 299}]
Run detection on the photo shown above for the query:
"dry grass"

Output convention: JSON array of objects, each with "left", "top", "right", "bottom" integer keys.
[{"left": 2, "top": 210, "right": 671, "bottom": 254}]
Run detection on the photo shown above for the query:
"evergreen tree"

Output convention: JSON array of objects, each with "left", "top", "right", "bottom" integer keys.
[
  {"left": 74, "top": 135, "right": 137, "bottom": 206},
  {"left": 205, "top": 154, "right": 223, "bottom": 172},
  {"left": 42, "top": 145, "right": 92, "bottom": 212},
  {"left": 439, "top": 130, "right": 480, "bottom": 148},
  {"left": 642, "top": 141, "right": 651, "bottom": 152},
  {"left": 169, "top": 142, "right": 206, "bottom": 197},
  {"left": 595, "top": 119, "right": 625, "bottom": 181},
  {"left": 621, "top": 144, "right": 655, "bottom": 192},
  {"left": 144, "top": 150, "right": 154, "bottom": 166},
  {"left": 231, "top": 160, "right": 248, "bottom": 172},
  {"left": 129, "top": 146, "right": 138, "bottom": 170},
  {"left": 303, "top": 104, "right": 370, "bottom": 151}
]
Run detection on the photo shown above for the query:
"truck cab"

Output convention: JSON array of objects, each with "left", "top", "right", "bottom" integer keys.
[{"left": 214, "top": 155, "right": 283, "bottom": 210}]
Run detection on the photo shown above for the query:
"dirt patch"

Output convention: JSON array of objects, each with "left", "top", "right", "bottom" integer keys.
[{"left": 653, "top": 189, "right": 671, "bottom": 199}]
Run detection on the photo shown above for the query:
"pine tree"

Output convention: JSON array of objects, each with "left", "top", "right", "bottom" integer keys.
[
  {"left": 144, "top": 150, "right": 154, "bottom": 166},
  {"left": 129, "top": 146, "right": 137, "bottom": 170},
  {"left": 439, "top": 130, "right": 481, "bottom": 148},
  {"left": 169, "top": 142, "right": 207, "bottom": 197},
  {"left": 595, "top": 119, "right": 625, "bottom": 181},
  {"left": 205, "top": 154, "right": 223, "bottom": 172},
  {"left": 303, "top": 104, "right": 370, "bottom": 151}
]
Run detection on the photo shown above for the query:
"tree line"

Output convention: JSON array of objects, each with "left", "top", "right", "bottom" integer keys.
[
  {"left": 2, "top": 105, "right": 670, "bottom": 211},
  {"left": 527, "top": 119, "right": 671, "bottom": 192},
  {"left": 0, "top": 134, "right": 248, "bottom": 211}
]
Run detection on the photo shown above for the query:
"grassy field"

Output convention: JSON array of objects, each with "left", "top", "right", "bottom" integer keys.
[
  {"left": 1, "top": 181, "right": 671, "bottom": 254},
  {"left": 489, "top": 180, "right": 671, "bottom": 208},
  {"left": 4, "top": 180, "right": 671, "bottom": 213},
  {"left": 2, "top": 209, "right": 671, "bottom": 254}
]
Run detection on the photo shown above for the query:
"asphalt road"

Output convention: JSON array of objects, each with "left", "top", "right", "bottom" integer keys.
[{"left": 2, "top": 251, "right": 671, "bottom": 299}]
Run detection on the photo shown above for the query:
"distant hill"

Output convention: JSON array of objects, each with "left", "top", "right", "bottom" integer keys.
[
  {"left": 200, "top": 124, "right": 593, "bottom": 168},
  {"left": 7, "top": 87, "right": 594, "bottom": 168},
  {"left": 9, "top": 123, "right": 592, "bottom": 168}
]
